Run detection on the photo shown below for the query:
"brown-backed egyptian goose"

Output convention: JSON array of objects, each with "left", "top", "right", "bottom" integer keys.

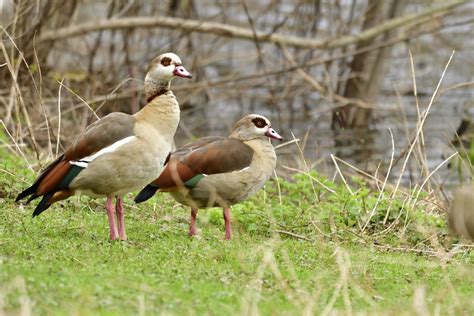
[
  {"left": 16, "top": 52, "right": 192, "bottom": 241},
  {"left": 134, "top": 114, "right": 282, "bottom": 240}
]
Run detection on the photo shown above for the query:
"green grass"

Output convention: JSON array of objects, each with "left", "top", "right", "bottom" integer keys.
[{"left": 1, "top": 147, "right": 473, "bottom": 315}]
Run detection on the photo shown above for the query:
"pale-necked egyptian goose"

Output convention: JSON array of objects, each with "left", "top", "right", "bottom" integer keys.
[
  {"left": 135, "top": 114, "right": 282, "bottom": 240},
  {"left": 448, "top": 184, "right": 474, "bottom": 240},
  {"left": 16, "top": 52, "right": 192, "bottom": 240}
]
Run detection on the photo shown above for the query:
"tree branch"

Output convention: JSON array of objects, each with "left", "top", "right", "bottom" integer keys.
[{"left": 39, "top": 0, "right": 467, "bottom": 49}]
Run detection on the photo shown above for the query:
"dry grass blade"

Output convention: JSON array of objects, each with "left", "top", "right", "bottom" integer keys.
[
  {"left": 281, "top": 165, "right": 336, "bottom": 194},
  {"left": 361, "top": 127, "right": 395, "bottom": 232},
  {"left": 55, "top": 79, "right": 64, "bottom": 157},
  {"left": 0, "top": 120, "right": 32, "bottom": 171},
  {"left": 439, "top": 81, "right": 474, "bottom": 96},
  {"left": 409, "top": 50, "right": 430, "bottom": 183},
  {"left": 56, "top": 81, "right": 100, "bottom": 120},
  {"left": 384, "top": 50, "right": 456, "bottom": 224},
  {"left": 289, "top": 132, "right": 320, "bottom": 198},
  {"left": 330, "top": 154, "right": 354, "bottom": 195},
  {"left": 274, "top": 138, "right": 300, "bottom": 150},
  {"left": 412, "top": 152, "right": 458, "bottom": 208},
  {"left": 272, "top": 169, "right": 283, "bottom": 206}
]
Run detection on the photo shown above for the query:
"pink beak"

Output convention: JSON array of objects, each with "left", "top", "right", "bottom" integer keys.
[
  {"left": 173, "top": 65, "right": 192, "bottom": 78},
  {"left": 265, "top": 127, "right": 283, "bottom": 141}
]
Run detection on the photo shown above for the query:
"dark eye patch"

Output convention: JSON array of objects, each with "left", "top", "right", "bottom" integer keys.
[
  {"left": 161, "top": 57, "right": 172, "bottom": 66},
  {"left": 251, "top": 117, "right": 267, "bottom": 128}
]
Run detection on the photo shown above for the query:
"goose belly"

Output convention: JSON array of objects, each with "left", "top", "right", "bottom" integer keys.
[
  {"left": 70, "top": 139, "right": 169, "bottom": 196},
  {"left": 170, "top": 139, "right": 276, "bottom": 208}
]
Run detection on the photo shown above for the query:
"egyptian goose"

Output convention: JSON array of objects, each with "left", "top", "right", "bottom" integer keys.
[
  {"left": 134, "top": 114, "right": 282, "bottom": 240},
  {"left": 448, "top": 184, "right": 474, "bottom": 240},
  {"left": 16, "top": 52, "right": 192, "bottom": 241}
]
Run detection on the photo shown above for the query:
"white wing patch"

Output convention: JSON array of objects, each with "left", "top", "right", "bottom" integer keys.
[
  {"left": 70, "top": 136, "right": 136, "bottom": 168},
  {"left": 235, "top": 166, "right": 250, "bottom": 173}
]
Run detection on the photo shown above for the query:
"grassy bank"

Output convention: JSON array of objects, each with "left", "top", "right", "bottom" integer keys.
[{"left": 1, "top": 147, "right": 473, "bottom": 315}]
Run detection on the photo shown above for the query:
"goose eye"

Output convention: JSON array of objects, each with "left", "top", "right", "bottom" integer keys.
[
  {"left": 251, "top": 117, "right": 267, "bottom": 128},
  {"left": 161, "top": 57, "right": 172, "bottom": 67}
]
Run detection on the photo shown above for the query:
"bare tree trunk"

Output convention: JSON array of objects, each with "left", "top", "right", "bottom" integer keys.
[{"left": 333, "top": 0, "right": 406, "bottom": 130}]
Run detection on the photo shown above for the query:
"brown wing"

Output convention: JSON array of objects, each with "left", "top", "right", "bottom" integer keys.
[
  {"left": 174, "top": 136, "right": 226, "bottom": 152},
  {"left": 16, "top": 112, "right": 137, "bottom": 215},
  {"left": 151, "top": 138, "right": 254, "bottom": 188},
  {"left": 65, "top": 112, "right": 136, "bottom": 161},
  {"left": 148, "top": 136, "right": 225, "bottom": 188}
]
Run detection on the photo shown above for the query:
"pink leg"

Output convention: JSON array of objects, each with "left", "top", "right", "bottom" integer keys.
[
  {"left": 116, "top": 196, "right": 127, "bottom": 241},
  {"left": 106, "top": 196, "right": 119, "bottom": 240},
  {"left": 189, "top": 207, "right": 198, "bottom": 237},
  {"left": 223, "top": 207, "right": 231, "bottom": 240}
]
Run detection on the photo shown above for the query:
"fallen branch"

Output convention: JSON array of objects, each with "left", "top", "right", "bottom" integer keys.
[
  {"left": 39, "top": 0, "right": 467, "bottom": 49},
  {"left": 274, "top": 230, "right": 312, "bottom": 241},
  {"left": 373, "top": 244, "right": 449, "bottom": 257}
]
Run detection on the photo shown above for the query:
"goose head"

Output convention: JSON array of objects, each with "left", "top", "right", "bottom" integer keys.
[
  {"left": 144, "top": 53, "right": 192, "bottom": 101},
  {"left": 145, "top": 53, "right": 192, "bottom": 86},
  {"left": 230, "top": 114, "right": 283, "bottom": 141}
]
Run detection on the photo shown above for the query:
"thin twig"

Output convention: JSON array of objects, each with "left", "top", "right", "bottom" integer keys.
[{"left": 274, "top": 230, "right": 312, "bottom": 241}]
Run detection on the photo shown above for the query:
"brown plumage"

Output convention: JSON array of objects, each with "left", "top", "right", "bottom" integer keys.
[
  {"left": 16, "top": 52, "right": 192, "bottom": 240},
  {"left": 152, "top": 137, "right": 254, "bottom": 189},
  {"left": 135, "top": 114, "right": 282, "bottom": 240}
]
